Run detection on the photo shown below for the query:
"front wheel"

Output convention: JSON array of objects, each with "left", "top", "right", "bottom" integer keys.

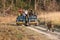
[
  {"left": 34, "top": 23, "right": 38, "bottom": 26},
  {"left": 16, "top": 23, "right": 19, "bottom": 26}
]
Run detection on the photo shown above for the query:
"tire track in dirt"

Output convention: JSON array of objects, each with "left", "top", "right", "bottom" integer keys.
[{"left": 26, "top": 26, "right": 60, "bottom": 40}]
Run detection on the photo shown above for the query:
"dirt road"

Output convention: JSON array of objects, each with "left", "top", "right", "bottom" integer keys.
[{"left": 26, "top": 26, "right": 60, "bottom": 40}]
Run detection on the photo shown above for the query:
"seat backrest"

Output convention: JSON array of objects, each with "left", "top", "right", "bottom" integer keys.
[
  {"left": 17, "top": 15, "right": 26, "bottom": 21},
  {"left": 28, "top": 15, "right": 37, "bottom": 21}
]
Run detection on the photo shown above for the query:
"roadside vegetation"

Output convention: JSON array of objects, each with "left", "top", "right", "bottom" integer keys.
[{"left": 38, "top": 12, "right": 60, "bottom": 29}]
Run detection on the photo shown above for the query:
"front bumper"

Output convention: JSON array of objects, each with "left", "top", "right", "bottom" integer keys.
[
  {"left": 16, "top": 22, "right": 25, "bottom": 24},
  {"left": 29, "top": 22, "right": 37, "bottom": 25}
]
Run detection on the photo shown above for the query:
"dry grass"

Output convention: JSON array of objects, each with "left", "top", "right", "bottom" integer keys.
[
  {"left": 0, "top": 16, "right": 17, "bottom": 23},
  {"left": 0, "top": 24, "right": 51, "bottom": 40},
  {"left": 0, "top": 25, "right": 24, "bottom": 40},
  {"left": 38, "top": 12, "right": 60, "bottom": 25}
]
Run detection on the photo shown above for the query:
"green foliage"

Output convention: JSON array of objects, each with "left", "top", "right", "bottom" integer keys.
[
  {"left": 0, "top": 0, "right": 2, "bottom": 8},
  {"left": 16, "top": 0, "right": 34, "bottom": 9},
  {"left": 0, "top": 0, "right": 60, "bottom": 11},
  {"left": 5, "top": 0, "right": 12, "bottom": 7},
  {"left": 45, "top": 0, "right": 50, "bottom": 5}
]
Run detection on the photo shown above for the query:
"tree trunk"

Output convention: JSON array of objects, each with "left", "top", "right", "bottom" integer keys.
[
  {"left": 35, "top": 0, "right": 36, "bottom": 11},
  {"left": 3, "top": 0, "right": 6, "bottom": 14}
]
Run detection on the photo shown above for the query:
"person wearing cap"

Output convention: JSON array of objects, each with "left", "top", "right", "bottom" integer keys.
[
  {"left": 28, "top": 9, "right": 33, "bottom": 16},
  {"left": 18, "top": 8, "right": 23, "bottom": 16}
]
